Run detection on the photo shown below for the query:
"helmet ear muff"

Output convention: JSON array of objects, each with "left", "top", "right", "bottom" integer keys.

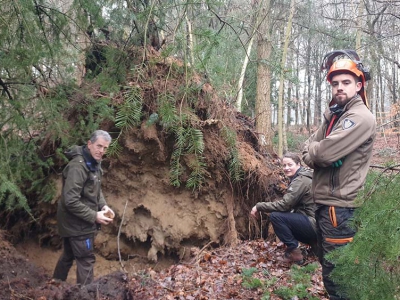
[{"left": 356, "top": 63, "right": 371, "bottom": 81}]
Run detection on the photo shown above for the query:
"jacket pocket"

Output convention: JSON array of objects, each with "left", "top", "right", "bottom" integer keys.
[{"left": 70, "top": 234, "right": 95, "bottom": 258}]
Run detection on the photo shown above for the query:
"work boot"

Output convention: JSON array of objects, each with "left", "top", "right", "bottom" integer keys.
[{"left": 282, "top": 247, "right": 304, "bottom": 265}]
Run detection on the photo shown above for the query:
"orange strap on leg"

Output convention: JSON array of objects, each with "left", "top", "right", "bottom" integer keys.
[{"left": 329, "top": 206, "right": 337, "bottom": 228}]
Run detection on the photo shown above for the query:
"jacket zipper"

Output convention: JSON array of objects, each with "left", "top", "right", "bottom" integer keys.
[{"left": 330, "top": 168, "right": 336, "bottom": 195}]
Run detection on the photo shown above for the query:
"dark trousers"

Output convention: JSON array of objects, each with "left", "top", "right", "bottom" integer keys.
[
  {"left": 53, "top": 233, "right": 96, "bottom": 285},
  {"left": 270, "top": 212, "right": 317, "bottom": 251},
  {"left": 316, "top": 206, "right": 356, "bottom": 300}
]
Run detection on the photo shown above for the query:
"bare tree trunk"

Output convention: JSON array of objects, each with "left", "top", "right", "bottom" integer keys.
[
  {"left": 355, "top": 0, "right": 364, "bottom": 50},
  {"left": 295, "top": 52, "right": 300, "bottom": 125},
  {"left": 305, "top": 40, "right": 312, "bottom": 131},
  {"left": 287, "top": 82, "right": 292, "bottom": 126},
  {"left": 313, "top": 50, "right": 322, "bottom": 126},
  {"left": 255, "top": 0, "right": 273, "bottom": 150},
  {"left": 236, "top": 35, "right": 255, "bottom": 111},
  {"left": 283, "top": 120, "right": 288, "bottom": 154},
  {"left": 277, "top": 0, "right": 295, "bottom": 157},
  {"left": 186, "top": 14, "right": 195, "bottom": 67}
]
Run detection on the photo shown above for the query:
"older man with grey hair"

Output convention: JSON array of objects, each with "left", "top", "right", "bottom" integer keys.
[{"left": 53, "top": 130, "right": 115, "bottom": 285}]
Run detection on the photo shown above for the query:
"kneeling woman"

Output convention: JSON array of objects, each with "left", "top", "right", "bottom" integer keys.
[{"left": 251, "top": 153, "right": 317, "bottom": 264}]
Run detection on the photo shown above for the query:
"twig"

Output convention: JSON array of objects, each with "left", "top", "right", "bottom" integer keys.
[
  {"left": 377, "top": 117, "right": 400, "bottom": 128},
  {"left": 365, "top": 164, "right": 400, "bottom": 199},
  {"left": 370, "top": 164, "right": 400, "bottom": 171},
  {"left": 192, "top": 241, "right": 213, "bottom": 265}
]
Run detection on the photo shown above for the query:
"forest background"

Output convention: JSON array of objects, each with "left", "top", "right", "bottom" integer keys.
[{"left": 1, "top": 0, "right": 400, "bottom": 299}]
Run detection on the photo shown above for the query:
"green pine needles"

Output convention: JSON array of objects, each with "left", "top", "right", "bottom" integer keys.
[
  {"left": 0, "top": 135, "right": 35, "bottom": 216},
  {"left": 222, "top": 126, "right": 243, "bottom": 183},
  {"left": 0, "top": 173, "right": 30, "bottom": 213},
  {"left": 167, "top": 117, "right": 206, "bottom": 190},
  {"left": 152, "top": 93, "right": 206, "bottom": 190},
  {"left": 108, "top": 86, "right": 143, "bottom": 157},
  {"left": 327, "top": 170, "right": 400, "bottom": 300}
]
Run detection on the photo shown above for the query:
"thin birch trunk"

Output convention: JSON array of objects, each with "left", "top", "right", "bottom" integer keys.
[
  {"left": 277, "top": 0, "right": 295, "bottom": 156},
  {"left": 236, "top": 35, "right": 255, "bottom": 111}
]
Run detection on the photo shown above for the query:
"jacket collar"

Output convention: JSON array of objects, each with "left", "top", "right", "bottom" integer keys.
[
  {"left": 82, "top": 145, "right": 99, "bottom": 172},
  {"left": 289, "top": 166, "right": 303, "bottom": 183},
  {"left": 324, "top": 95, "right": 364, "bottom": 121}
]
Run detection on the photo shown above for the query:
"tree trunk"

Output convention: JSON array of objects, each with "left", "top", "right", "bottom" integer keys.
[
  {"left": 277, "top": 0, "right": 295, "bottom": 157},
  {"left": 236, "top": 35, "right": 255, "bottom": 111},
  {"left": 185, "top": 14, "right": 195, "bottom": 67},
  {"left": 305, "top": 40, "right": 312, "bottom": 131},
  {"left": 255, "top": 0, "right": 273, "bottom": 150}
]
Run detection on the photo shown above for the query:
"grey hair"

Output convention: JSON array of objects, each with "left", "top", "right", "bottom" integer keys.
[{"left": 89, "top": 130, "right": 112, "bottom": 143}]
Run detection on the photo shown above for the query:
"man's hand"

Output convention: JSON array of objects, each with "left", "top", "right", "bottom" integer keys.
[
  {"left": 96, "top": 211, "right": 113, "bottom": 225},
  {"left": 101, "top": 205, "right": 115, "bottom": 219},
  {"left": 250, "top": 206, "right": 258, "bottom": 218}
]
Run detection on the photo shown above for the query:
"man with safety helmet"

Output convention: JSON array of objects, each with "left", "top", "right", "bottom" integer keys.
[{"left": 302, "top": 50, "right": 376, "bottom": 300}]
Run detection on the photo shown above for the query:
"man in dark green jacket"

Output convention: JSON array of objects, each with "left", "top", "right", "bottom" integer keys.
[
  {"left": 251, "top": 153, "right": 317, "bottom": 264},
  {"left": 53, "top": 130, "right": 115, "bottom": 285}
]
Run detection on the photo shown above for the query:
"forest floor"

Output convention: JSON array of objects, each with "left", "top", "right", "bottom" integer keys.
[
  {"left": 1, "top": 132, "right": 398, "bottom": 300},
  {"left": 3, "top": 231, "right": 326, "bottom": 300}
]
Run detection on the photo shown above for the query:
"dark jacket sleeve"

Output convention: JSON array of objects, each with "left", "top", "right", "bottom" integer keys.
[
  {"left": 256, "top": 175, "right": 308, "bottom": 213},
  {"left": 98, "top": 189, "right": 107, "bottom": 210}
]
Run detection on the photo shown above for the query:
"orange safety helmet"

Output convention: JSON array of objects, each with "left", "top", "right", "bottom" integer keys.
[{"left": 321, "top": 50, "right": 370, "bottom": 108}]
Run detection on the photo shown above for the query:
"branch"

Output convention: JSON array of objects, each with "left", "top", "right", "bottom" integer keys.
[
  {"left": 370, "top": 164, "right": 400, "bottom": 171},
  {"left": 206, "top": 6, "right": 246, "bottom": 51},
  {"left": 0, "top": 77, "right": 13, "bottom": 100},
  {"left": 117, "top": 200, "right": 128, "bottom": 273},
  {"left": 382, "top": 54, "right": 400, "bottom": 68},
  {"left": 377, "top": 117, "right": 400, "bottom": 128}
]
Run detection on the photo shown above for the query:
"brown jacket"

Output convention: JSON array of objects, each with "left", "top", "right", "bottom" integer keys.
[
  {"left": 303, "top": 95, "right": 376, "bottom": 207},
  {"left": 256, "top": 168, "right": 316, "bottom": 228}
]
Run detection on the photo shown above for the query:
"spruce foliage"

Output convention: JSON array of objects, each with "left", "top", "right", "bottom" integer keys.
[
  {"left": 328, "top": 170, "right": 400, "bottom": 300},
  {"left": 156, "top": 93, "right": 206, "bottom": 190},
  {"left": 222, "top": 126, "right": 243, "bottom": 183},
  {"left": 108, "top": 86, "right": 143, "bottom": 157}
]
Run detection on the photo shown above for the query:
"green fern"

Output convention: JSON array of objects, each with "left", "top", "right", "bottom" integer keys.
[
  {"left": 115, "top": 87, "right": 143, "bottom": 129},
  {"left": 106, "top": 139, "right": 124, "bottom": 157},
  {"left": 185, "top": 128, "right": 206, "bottom": 189},
  {"left": 186, "top": 128, "right": 204, "bottom": 155},
  {"left": 108, "top": 86, "right": 143, "bottom": 157},
  {"left": 169, "top": 126, "right": 186, "bottom": 187},
  {"left": 168, "top": 125, "right": 207, "bottom": 190},
  {"left": 186, "top": 156, "right": 206, "bottom": 190},
  {"left": 158, "top": 94, "right": 178, "bottom": 129},
  {"left": 222, "top": 126, "right": 243, "bottom": 183}
]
